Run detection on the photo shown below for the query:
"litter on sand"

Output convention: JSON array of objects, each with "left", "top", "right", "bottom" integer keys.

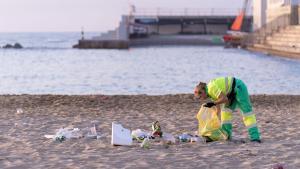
[
  {"left": 86, "top": 124, "right": 102, "bottom": 139},
  {"left": 50, "top": 128, "right": 84, "bottom": 142},
  {"left": 140, "top": 137, "right": 150, "bottom": 149},
  {"left": 162, "top": 133, "right": 176, "bottom": 144},
  {"left": 151, "top": 121, "right": 163, "bottom": 138},
  {"left": 111, "top": 122, "right": 132, "bottom": 146},
  {"left": 132, "top": 129, "right": 151, "bottom": 142}
]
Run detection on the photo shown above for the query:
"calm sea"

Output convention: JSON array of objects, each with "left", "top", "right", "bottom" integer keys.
[{"left": 0, "top": 32, "right": 300, "bottom": 95}]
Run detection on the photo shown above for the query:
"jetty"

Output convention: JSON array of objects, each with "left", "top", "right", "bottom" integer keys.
[{"left": 73, "top": 8, "right": 252, "bottom": 49}]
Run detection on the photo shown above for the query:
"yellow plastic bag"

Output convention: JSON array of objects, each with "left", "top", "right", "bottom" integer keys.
[{"left": 196, "top": 105, "right": 228, "bottom": 141}]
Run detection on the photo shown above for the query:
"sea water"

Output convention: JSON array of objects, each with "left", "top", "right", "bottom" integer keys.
[{"left": 0, "top": 32, "right": 300, "bottom": 95}]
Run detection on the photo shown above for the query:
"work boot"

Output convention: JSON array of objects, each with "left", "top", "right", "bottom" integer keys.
[
  {"left": 202, "top": 136, "right": 214, "bottom": 143},
  {"left": 251, "top": 139, "right": 261, "bottom": 143}
]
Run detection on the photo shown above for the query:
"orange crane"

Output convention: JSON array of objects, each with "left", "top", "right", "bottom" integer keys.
[{"left": 223, "top": 0, "right": 250, "bottom": 47}]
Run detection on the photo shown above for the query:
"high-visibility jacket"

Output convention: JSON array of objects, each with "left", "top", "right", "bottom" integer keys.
[{"left": 206, "top": 77, "right": 234, "bottom": 101}]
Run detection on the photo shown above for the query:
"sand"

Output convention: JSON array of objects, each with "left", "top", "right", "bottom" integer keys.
[{"left": 0, "top": 94, "right": 299, "bottom": 169}]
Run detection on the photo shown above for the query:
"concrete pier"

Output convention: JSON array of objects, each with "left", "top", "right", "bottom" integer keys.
[
  {"left": 73, "top": 8, "right": 253, "bottom": 49},
  {"left": 73, "top": 40, "right": 129, "bottom": 49},
  {"left": 129, "top": 35, "right": 224, "bottom": 47}
]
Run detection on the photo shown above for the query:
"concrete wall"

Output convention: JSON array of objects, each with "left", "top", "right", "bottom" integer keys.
[
  {"left": 76, "top": 40, "right": 129, "bottom": 49},
  {"left": 183, "top": 25, "right": 206, "bottom": 34},
  {"left": 253, "top": 0, "right": 300, "bottom": 30},
  {"left": 266, "top": 3, "right": 291, "bottom": 23},
  {"left": 118, "top": 15, "right": 129, "bottom": 40},
  {"left": 157, "top": 25, "right": 181, "bottom": 34},
  {"left": 206, "top": 25, "right": 228, "bottom": 34},
  {"left": 144, "top": 24, "right": 228, "bottom": 35},
  {"left": 146, "top": 25, "right": 159, "bottom": 34}
]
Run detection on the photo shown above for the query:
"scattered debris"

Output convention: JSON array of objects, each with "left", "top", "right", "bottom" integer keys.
[
  {"left": 178, "top": 133, "right": 193, "bottom": 142},
  {"left": 86, "top": 124, "right": 102, "bottom": 139},
  {"left": 190, "top": 136, "right": 201, "bottom": 143},
  {"left": 111, "top": 122, "right": 132, "bottom": 146},
  {"left": 53, "top": 128, "right": 83, "bottom": 142},
  {"left": 140, "top": 138, "right": 150, "bottom": 149},
  {"left": 16, "top": 108, "right": 23, "bottom": 114},
  {"left": 151, "top": 121, "right": 163, "bottom": 138},
  {"left": 272, "top": 164, "right": 285, "bottom": 169},
  {"left": 132, "top": 129, "right": 151, "bottom": 142},
  {"left": 162, "top": 133, "right": 176, "bottom": 144}
]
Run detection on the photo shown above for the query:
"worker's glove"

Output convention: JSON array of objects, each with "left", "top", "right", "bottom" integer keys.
[{"left": 204, "top": 102, "right": 216, "bottom": 108}]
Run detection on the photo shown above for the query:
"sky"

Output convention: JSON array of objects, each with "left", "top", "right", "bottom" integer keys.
[{"left": 0, "top": 0, "right": 245, "bottom": 32}]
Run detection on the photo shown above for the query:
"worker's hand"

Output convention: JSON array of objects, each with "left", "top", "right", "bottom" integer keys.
[{"left": 204, "top": 102, "right": 216, "bottom": 108}]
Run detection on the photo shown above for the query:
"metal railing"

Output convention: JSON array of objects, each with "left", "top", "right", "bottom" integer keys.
[
  {"left": 243, "top": 14, "right": 291, "bottom": 46},
  {"left": 133, "top": 8, "right": 253, "bottom": 17}
]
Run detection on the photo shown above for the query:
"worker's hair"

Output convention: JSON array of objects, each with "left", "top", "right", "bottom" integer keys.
[{"left": 196, "top": 82, "right": 206, "bottom": 91}]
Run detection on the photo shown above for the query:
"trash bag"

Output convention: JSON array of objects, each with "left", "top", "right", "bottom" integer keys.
[{"left": 196, "top": 104, "right": 228, "bottom": 141}]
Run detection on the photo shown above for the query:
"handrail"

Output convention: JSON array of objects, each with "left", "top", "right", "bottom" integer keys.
[{"left": 133, "top": 8, "right": 253, "bottom": 17}]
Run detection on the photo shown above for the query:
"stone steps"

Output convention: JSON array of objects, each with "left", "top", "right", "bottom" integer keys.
[
  {"left": 249, "top": 44, "right": 300, "bottom": 59},
  {"left": 286, "top": 25, "right": 300, "bottom": 30},
  {"left": 266, "top": 40, "right": 300, "bottom": 48},
  {"left": 279, "top": 29, "right": 300, "bottom": 34},
  {"left": 253, "top": 25, "right": 300, "bottom": 54},
  {"left": 271, "top": 33, "right": 300, "bottom": 39},
  {"left": 270, "top": 44, "right": 300, "bottom": 53},
  {"left": 249, "top": 25, "right": 300, "bottom": 58},
  {"left": 253, "top": 43, "right": 300, "bottom": 53}
]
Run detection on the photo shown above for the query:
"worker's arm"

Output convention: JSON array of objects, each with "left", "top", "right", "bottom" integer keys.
[
  {"left": 216, "top": 104, "right": 221, "bottom": 118},
  {"left": 214, "top": 92, "right": 229, "bottom": 105},
  {"left": 204, "top": 92, "right": 228, "bottom": 108}
]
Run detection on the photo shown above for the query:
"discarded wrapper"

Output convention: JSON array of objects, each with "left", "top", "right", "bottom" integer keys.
[
  {"left": 87, "top": 124, "right": 102, "bottom": 139},
  {"left": 151, "top": 121, "right": 163, "bottom": 138},
  {"left": 140, "top": 138, "right": 150, "bottom": 149}
]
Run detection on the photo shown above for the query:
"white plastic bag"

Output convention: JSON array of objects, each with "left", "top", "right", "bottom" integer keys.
[
  {"left": 132, "top": 129, "right": 151, "bottom": 142},
  {"left": 54, "top": 128, "right": 83, "bottom": 142},
  {"left": 162, "top": 133, "right": 176, "bottom": 144},
  {"left": 111, "top": 122, "right": 132, "bottom": 146}
]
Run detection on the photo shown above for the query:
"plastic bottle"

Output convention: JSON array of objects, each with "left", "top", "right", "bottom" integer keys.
[{"left": 141, "top": 138, "right": 150, "bottom": 149}]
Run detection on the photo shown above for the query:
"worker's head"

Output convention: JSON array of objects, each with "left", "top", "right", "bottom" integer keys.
[{"left": 194, "top": 82, "right": 207, "bottom": 100}]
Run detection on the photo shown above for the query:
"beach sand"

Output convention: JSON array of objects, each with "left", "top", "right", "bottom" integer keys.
[{"left": 0, "top": 94, "right": 299, "bottom": 169}]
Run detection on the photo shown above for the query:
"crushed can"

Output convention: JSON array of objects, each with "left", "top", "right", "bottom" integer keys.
[{"left": 151, "top": 121, "right": 163, "bottom": 138}]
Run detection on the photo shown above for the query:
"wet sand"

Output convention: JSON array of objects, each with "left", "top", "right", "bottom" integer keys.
[{"left": 0, "top": 94, "right": 299, "bottom": 169}]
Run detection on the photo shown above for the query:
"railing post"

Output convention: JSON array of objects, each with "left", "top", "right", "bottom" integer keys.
[
  {"left": 211, "top": 8, "right": 214, "bottom": 15},
  {"left": 291, "top": 3, "right": 299, "bottom": 25},
  {"left": 184, "top": 8, "right": 188, "bottom": 16}
]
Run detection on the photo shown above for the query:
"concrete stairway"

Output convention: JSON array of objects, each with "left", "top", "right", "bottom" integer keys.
[
  {"left": 92, "top": 16, "right": 129, "bottom": 41},
  {"left": 251, "top": 25, "right": 300, "bottom": 57}
]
